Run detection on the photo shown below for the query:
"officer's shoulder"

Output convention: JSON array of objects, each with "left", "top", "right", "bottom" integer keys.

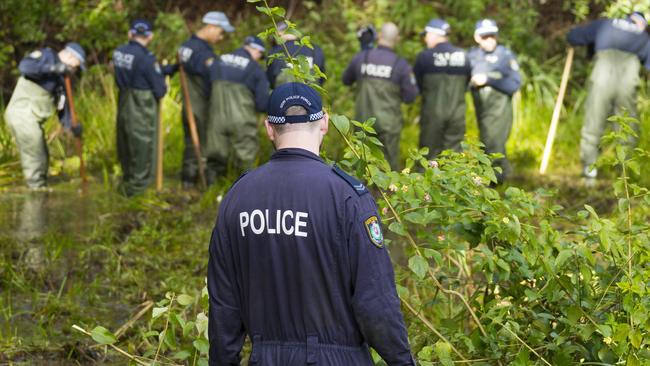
[{"left": 331, "top": 165, "right": 369, "bottom": 196}]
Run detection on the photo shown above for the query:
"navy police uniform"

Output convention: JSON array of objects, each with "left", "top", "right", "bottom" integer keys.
[
  {"left": 208, "top": 82, "right": 415, "bottom": 366},
  {"left": 342, "top": 45, "right": 419, "bottom": 169},
  {"left": 468, "top": 19, "right": 521, "bottom": 182},
  {"left": 267, "top": 40, "right": 326, "bottom": 88},
  {"left": 567, "top": 13, "right": 650, "bottom": 174},
  {"left": 207, "top": 38, "right": 270, "bottom": 176},
  {"left": 178, "top": 34, "right": 220, "bottom": 184},
  {"left": 113, "top": 20, "right": 171, "bottom": 196},
  {"left": 4, "top": 43, "right": 85, "bottom": 188},
  {"left": 414, "top": 19, "right": 471, "bottom": 157}
]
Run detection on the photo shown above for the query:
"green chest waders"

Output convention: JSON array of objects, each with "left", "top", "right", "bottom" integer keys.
[
  {"left": 471, "top": 85, "right": 513, "bottom": 182},
  {"left": 419, "top": 73, "right": 468, "bottom": 157},
  {"left": 116, "top": 89, "right": 158, "bottom": 196},
  {"left": 580, "top": 49, "right": 641, "bottom": 167},
  {"left": 181, "top": 74, "right": 209, "bottom": 184},
  {"left": 207, "top": 80, "right": 258, "bottom": 176},
  {"left": 4, "top": 77, "right": 55, "bottom": 188}
]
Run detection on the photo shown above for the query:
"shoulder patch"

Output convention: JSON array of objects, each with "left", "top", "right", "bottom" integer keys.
[
  {"left": 364, "top": 215, "right": 384, "bottom": 248},
  {"left": 205, "top": 57, "right": 214, "bottom": 67},
  {"left": 333, "top": 165, "right": 368, "bottom": 196},
  {"left": 154, "top": 62, "right": 162, "bottom": 74},
  {"left": 29, "top": 50, "right": 42, "bottom": 59},
  {"left": 510, "top": 59, "right": 519, "bottom": 71}
]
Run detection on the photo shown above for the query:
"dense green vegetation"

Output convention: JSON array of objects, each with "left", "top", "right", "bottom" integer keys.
[{"left": 2, "top": 0, "right": 650, "bottom": 365}]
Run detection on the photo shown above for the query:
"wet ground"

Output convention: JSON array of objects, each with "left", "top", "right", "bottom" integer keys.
[{"left": 0, "top": 182, "right": 215, "bottom": 365}]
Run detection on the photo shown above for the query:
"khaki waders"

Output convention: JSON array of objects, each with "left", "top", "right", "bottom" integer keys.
[
  {"left": 581, "top": 49, "right": 640, "bottom": 167},
  {"left": 206, "top": 80, "right": 258, "bottom": 176},
  {"left": 4, "top": 77, "right": 55, "bottom": 188},
  {"left": 419, "top": 73, "right": 467, "bottom": 157},
  {"left": 116, "top": 89, "right": 158, "bottom": 196},
  {"left": 356, "top": 78, "right": 403, "bottom": 169},
  {"left": 471, "top": 86, "right": 513, "bottom": 182},
  {"left": 181, "top": 74, "right": 210, "bottom": 184}
]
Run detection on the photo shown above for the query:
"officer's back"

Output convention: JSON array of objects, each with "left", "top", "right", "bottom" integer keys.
[
  {"left": 208, "top": 83, "right": 415, "bottom": 366},
  {"left": 113, "top": 39, "right": 166, "bottom": 99}
]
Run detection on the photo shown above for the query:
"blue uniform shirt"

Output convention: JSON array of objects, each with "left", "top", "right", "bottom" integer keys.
[
  {"left": 18, "top": 47, "right": 72, "bottom": 128},
  {"left": 567, "top": 18, "right": 650, "bottom": 70},
  {"left": 342, "top": 46, "right": 419, "bottom": 103},
  {"left": 208, "top": 148, "right": 414, "bottom": 366},
  {"left": 267, "top": 40, "right": 326, "bottom": 88},
  {"left": 179, "top": 34, "right": 218, "bottom": 95},
  {"left": 113, "top": 40, "right": 167, "bottom": 99},
  {"left": 211, "top": 47, "right": 270, "bottom": 112},
  {"left": 19, "top": 47, "right": 63, "bottom": 93},
  {"left": 413, "top": 41, "right": 471, "bottom": 90},
  {"left": 468, "top": 44, "right": 522, "bottom": 96}
]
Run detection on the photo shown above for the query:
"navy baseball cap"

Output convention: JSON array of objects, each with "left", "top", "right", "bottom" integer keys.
[
  {"left": 65, "top": 42, "right": 86, "bottom": 70},
  {"left": 245, "top": 36, "right": 266, "bottom": 53},
  {"left": 202, "top": 11, "right": 235, "bottom": 33},
  {"left": 267, "top": 82, "right": 324, "bottom": 124},
  {"left": 421, "top": 19, "right": 450, "bottom": 36},
  {"left": 475, "top": 19, "right": 499, "bottom": 37},
  {"left": 130, "top": 19, "right": 153, "bottom": 36}
]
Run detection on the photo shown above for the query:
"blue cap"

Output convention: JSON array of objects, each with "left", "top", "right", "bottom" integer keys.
[
  {"left": 629, "top": 11, "right": 648, "bottom": 26},
  {"left": 130, "top": 19, "right": 153, "bottom": 36},
  {"left": 65, "top": 42, "right": 86, "bottom": 70},
  {"left": 202, "top": 11, "right": 235, "bottom": 33},
  {"left": 267, "top": 82, "right": 324, "bottom": 124},
  {"left": 475, "top": 19, "right": 499, "bottom": 37},
  {"left": 422, "top": 19, "right": 450, "bottom": 36},
  {"left": 244, "top": 35, "right": 266, "bottom": 53}
]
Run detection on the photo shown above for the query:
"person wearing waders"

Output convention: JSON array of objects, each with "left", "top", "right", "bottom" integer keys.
[
  {"left": 266, "top": 21, "right": 326, "bottom": 88},
  {"left": 342, "top": 22, "right": 419, "bottom": 170},
  {"left": 113, "top": 19, "right": 173, "bottom": 196},
  {"left": 414, "top": 19, "right": 471, "bottom": 158},
  {"left": 178, "top": 11, "right": 234, "bottom": 187},
  {"left": 4, "top": 42, "right": 86, "bottom": 188},
  {"left": 567, "top": 11, "right": 650, "bottom": 180},
  {"left": 207, "top": 82, "right": 417, "bottom": 366},
  {"left": 206, "top": 36, "right": 270, "bottom": 177},
  {"left": 468, "top": 19, "right": 521, "bottom": 184}
]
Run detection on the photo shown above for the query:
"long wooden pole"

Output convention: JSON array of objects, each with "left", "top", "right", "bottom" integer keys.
[
  {"left": 177, "top": 55, "right": 207, "bottom": 189},
  {"left": 155, "top": 100, "right": 164, "bottom": 192},
  {"left": 63, "top": 75, "right": 87, "bottom": 184},
  {"left": 539, "top": 47, "right": 574, "bottom": 175}
]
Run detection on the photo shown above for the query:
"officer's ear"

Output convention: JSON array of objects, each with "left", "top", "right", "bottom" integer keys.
[
  {"left": 264, "top": 119, "right": 276, "bottom": 142},
  {"left": 320, "top": 112, "right": 329, "bottom": 136}
]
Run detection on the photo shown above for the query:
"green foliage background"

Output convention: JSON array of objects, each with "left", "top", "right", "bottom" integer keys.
[{"left": 2, "top": 0, "right": 650, "bottom": 365}]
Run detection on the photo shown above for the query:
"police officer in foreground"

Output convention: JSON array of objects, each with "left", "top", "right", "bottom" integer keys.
[
  {"left": 207, "top": 36, "right": 270, "bottom": 177},
  {"left": 208, "top": 82, "right": 415, "bottom": 365},
  {"left": 567, "top": 11, "right": 650, "bottom": 179},
  {"left": 414, "top": 19, "right": 471, "bottom": 157},
  {"left": 267, "top": 21, "right": 326, "bottom": 88},
  {"left": 178, "top": 11, "right": 234, "bottom": 187},
  {"left": 4, "top": 42, "right": 85, "bottom": 188},
  {"left": 113, "top": 19, "right": 171, "bottom": 196},
  {"left": 342, "top": 22, "right": 419, "bottom": 169},
  {"left": 468, "top": 19, "right": 521, "bottom": 183}
]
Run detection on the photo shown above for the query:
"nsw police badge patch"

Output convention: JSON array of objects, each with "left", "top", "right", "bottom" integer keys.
[{"left": 364, "top": 216, "right": 384, "bottom": 248}]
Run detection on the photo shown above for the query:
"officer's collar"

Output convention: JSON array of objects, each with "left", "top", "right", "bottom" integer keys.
[
  {"left": 271, "top": 148, "right": 324, "bottom": 162},
  {"left": 191, "top": 34, "right": 213, "bottom": 49},
  {"left": 128, "top": 40, "right": 148, "bottom": 50},
  {"left": 377, "top": 45, "right": 395, "bottom": 53}
]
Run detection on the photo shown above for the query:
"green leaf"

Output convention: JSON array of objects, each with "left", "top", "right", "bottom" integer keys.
[
  {"left": 408, "top": 255, "right": 429, "bottom": 279},
  {"left": 433, "top": 341, "right": 454, "bottom": 366},
  {"left": 177, "top": 294, "right": 194, "bottom": 306},
  {"left": 91, "top": 326, "right": 117, "bottom": 345},
  {"left": 173, "top": 350, "right": 192, "bottom": 360},
  {"left": 584, "top": 205, "right": 599, "bottom": 220},
  {"left": 193, "top": 338, "right": 210, "bottom": 355},
  {"left": 330, "top": 114, "right": 349, "bottom": 135},
  {"left": 554, "top": 249, "right": 573, "bottom": 270},
  {"left": 247, "top": 0, "right": 262, "bottom": 2},
  {"left": 152, "top": 306, "right": 168, "bottom": 320}
]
